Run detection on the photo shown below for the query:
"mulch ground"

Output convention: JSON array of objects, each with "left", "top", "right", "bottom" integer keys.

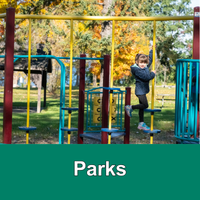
[{"left": 11, "top": 131, "right": 176, "bottom": 144}]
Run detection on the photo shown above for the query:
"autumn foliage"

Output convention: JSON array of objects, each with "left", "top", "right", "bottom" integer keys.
[{"left": 0, "top": 0, "right": 150, "bottom": 81}]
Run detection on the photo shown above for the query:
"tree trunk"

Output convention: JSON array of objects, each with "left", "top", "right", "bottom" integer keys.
[
  {"left": 47, "top": 51, "right": 58, "bottom": 94},
  {"left": 101, "top": 0, "right": 114, "bottom": 38},
  {"left": 100, "top": 0, "right": 114, "bottom": 87},
  {"left": 13, "top": 72, "right": 18, "bottom": 87},
  {"left": 100, "top": 68, "right": 104, "bottom": 87},
  {"left": 93, "top": 74, "right": 97, "bottom": 87},
  {"left": 76, "top": 70, "right": 79, "bottom": 86},
  {"left": 164, "top": 66, "right": 167, "bottom": 87}
]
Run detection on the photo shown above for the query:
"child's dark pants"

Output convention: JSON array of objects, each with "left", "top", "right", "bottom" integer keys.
[{"left": 132, "top": 95, "right": 148, "bottom": 122}]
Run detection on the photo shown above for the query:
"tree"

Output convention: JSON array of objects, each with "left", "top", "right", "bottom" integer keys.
[{"left": 1, "top": 0, "right": 193, "bottom": 90}]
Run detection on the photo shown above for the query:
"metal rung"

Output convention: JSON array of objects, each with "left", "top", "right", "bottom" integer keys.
[
  {"left": 143, "top": 129, "right": 161, "bottom": 134},
  {"left": 101, "top": 128, "right": 118, "bottom": 133},
  {"left": 18, "top": 126, "right": 37, "bottom": 131},
  {"left": 61, "top": 107, "right": 78, "bottom": 111},
  {"left": 144, "top": 109, "right": 161, "bottom": 112},
  {"left": 61, "top": 127, "right": 78, "bottom": 132},
  {"left": 103, "top": 87, "right": 121, "bottom": 91}
]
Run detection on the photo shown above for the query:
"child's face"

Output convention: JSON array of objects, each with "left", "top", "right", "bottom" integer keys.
[{"left": 138, "top": 62, "right": 147, "bottom": 69}]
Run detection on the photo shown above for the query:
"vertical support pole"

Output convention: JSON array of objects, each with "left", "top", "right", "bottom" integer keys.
[
  {"left": 26, "top": 19, "right": 32, "bottom": 144},
  {"left": 193, "top": 7, "right": 200, "bottom": 138},
  {"left": 149, "top": 20, "right": 156, "bottom": 144},
  {"left": 78, "top": 54, "right": 86, "bottom": 144},
  {"left": 43, "top": 71, "right": 47, "bottom": 108},
  {"left": 3, "top": 8, "right": 15, "bottom": 144},
  {"left": 37, "top": 73, "right": 42, "bottom": 113},
  {"left": 101, "top": 55, "right": 110, "bottom": 144},
  {"left": 151, "top": 20, "right": 156, "bottom": 130},
  {"left": 59, "top": 63, "right": 64, "bottom": 144},
  {"left": 108, "top": 20, "right": 115, "bottom": 131},
  {"left": 68, "top": 19, "right": 73, "bottom": 131},
  {"left": 124, "top": 87, "right": 131, "bottom": 144},
  {"left": 150, "top": 133, "right": 153, "bottom": 144}
]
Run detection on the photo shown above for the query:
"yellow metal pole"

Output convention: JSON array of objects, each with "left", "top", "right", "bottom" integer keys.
[
  {"left": 110, "top": 20, "right": 115, "bottom": 88},
  {"left": 107, "top": 20, "right": 115, "bottom": 143},
  {"left": 108, "top": 20, "right": 115, "bottom": 144},
  {"left": 26, "top": 19, "right": 32, "bottom": 144},
  {"left": 68, "top": 134, "right": 70, "bottom": 144},
  {"left": 108, "top": 134, "right": 111, "bottom": 145},
  {"left": 68, "top": 19, "right": 73, "bottom": 144},
  {"left": 26, "top": 132, "right": 29, "bottom": 144},
  {"left": 150, "top": 134, "right": 153, "bottom": 144},
  {"left": 150, "top": 20, "right": 156, "bottom": 144},
  {"left": 15, "top": 14, "right": 193, "bottom": 21},
  {"left": 0, "top": 13, "right": 6, "bottom": 18}
]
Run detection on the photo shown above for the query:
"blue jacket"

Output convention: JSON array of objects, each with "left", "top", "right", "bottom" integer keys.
[{"left": 130, "top": 50, "right": 155, "bottom": 95}]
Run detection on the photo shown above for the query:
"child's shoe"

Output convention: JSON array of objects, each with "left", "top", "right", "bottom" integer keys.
[
  {"left": 137, "top": 122, "right": 150, "bottom": 130},
  {"left": 125, "top": 105, "right": 133, "bottom": 117}
]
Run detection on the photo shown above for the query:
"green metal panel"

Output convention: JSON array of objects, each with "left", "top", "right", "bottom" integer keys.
[{"left": 175, "top": 59, "right": 200, "bottom": 142}]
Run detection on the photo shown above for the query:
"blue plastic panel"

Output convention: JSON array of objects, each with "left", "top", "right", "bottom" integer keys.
[
  {"left": 61, "top": 127, "right": 78, "bottom": 131},
  {"left": 18, "top": 126, "right": 37, "bottom": 131},
  {"left": 101, "top": 128, "right": 119, "bottom": 133},
  {"left": 143, "top": 129, "right": 161, "bottom": 134},
  {"left": 144, "top": 109, "right": 161, "bottom": 112},
  {"left": 61, "top": 107, "right": 79, "bottom": 111}
]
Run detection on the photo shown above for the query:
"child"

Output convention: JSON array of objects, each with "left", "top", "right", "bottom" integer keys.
[{"left": 125, "top": 50, "right": 156, "bottom": 130}]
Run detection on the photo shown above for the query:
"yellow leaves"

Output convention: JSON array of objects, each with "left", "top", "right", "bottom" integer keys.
[
  {"left": 96, "top": 5, "right": 103, "bottom": 12},
  {"left": 90, "top": 62, "right": 101, "bottom": 77},
  {"left": 0, "top": 0, "right": 18, "bottom": 13},
  {"left": 65, "top": 63, "right": 70, "bottom": 67},
  {"left": 19, "top": 19, "right": 29, "bottom": 28},
  {"left": 78, "top": 22, "right": 86, "bottom": 32},
  {"left": 96, "top": 51, "right": 101, "bottom": 58},
  {"left": 92, "top": 32, "right": 101, "bottom": 39},
  {"left": 112, "top": 21, "right": 150, "bottom": 81},
  {"left": 48, "top": 31, "right": 54, "bottom": 38},
  {"left": 40, "top": 9, "right": 47, "bottom": 14},
  {"left": 0, "top": 24, "right": 4, "bottom": 38}
]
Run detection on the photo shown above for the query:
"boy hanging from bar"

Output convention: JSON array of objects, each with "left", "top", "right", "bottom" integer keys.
[{"left": 125, "top": 47, "right": 156, "bottom": 130}]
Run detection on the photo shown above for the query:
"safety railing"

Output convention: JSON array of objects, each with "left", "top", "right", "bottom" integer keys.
[{"left": 84, "top": 87, "right": 126, "bottom": 133}]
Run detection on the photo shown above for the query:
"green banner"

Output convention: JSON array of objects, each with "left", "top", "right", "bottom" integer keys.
[{"left": 0, "top": 145, "right": 199, "bottom": 200}]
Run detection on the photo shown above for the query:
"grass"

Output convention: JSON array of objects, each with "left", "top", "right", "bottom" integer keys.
[{"left": 0, "top": 85, "right": 176, "bottom": 144}]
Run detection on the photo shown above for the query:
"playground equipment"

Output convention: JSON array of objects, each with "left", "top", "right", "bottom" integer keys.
[
  {"left": 81, "top": 87, "right": 129, "bottom": 142},
  {"left": 58, "top": 56, "right": 106, "bottom": 144},
  {"left": 58, "top": 54, "right": 131, "bottom": 144},
  {"left": 0, "top": 53, "right": 66, "bottom": 144},
  {"left": 175, "top": 59, "right": 199, "bottom": 144},
  {"left": 75, "top": 55, "right": 131, "bottom": 144},
  {"left": 1, "top": 7, "right": 199, "bottom": 144}
]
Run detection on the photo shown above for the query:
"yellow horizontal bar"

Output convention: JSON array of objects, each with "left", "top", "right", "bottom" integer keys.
[
  {"left": 0, "top": 13, "right": 6, "bottom": 18},
  {"left": 15, "top": 14, "right": 194, "bottom": 21}
]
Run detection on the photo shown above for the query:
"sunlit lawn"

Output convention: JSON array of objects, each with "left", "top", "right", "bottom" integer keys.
[{"left": 0, "top": 85, "right": 176, "bottom": 144}]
